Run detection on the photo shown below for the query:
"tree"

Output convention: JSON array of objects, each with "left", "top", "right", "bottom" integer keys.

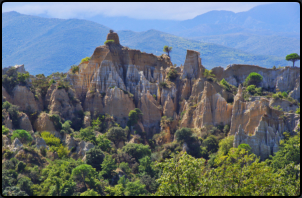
[
  {"left": 202, "top": 135, "right": 219, "bottom": 154},
  {"left": 106, "top": 127, "right": 127, "bottom": 147},
  {"left": 11, "top": 129, "right": 33, "bottom": 144},
  {"left": 85, "top": 147, "right": 105, "bottom": 171},
  {"left": 128, "top": 108, "right": 143, "bottom": 126},
  {"left": 80, "top": 189, "right": 100, "bottom": 196},
  {"left": 163, "top": 45, "right": 172, "bottom": 58},
  {"left": 244, "top": 72, "right": 263, "bottom": 87},
  {"left": 121, "top": 143, "right": 151, "bottom": 162},
  {"left": 72, "top": 164, "right": 96, "bottom": 191},
  {"left": 100, "top": 154, "right": 117, "bottom": 179},
  {"left": 286, "top": 53, "right": 300, "bottom": 67},
  {"left": 125, "top": 180, "right": 148, "bottom": 196},
  {"left": 155, "top": 152, "right": 206, "bottom": 196},
  {"left": 217, "top": 135, "right": 234, "bottom": 156},
  {"left": 174, "top": 127, "right": 193, "bottom": 143},
  {"left": 17, "top": 176, "right": 33, "bottom": 196}
]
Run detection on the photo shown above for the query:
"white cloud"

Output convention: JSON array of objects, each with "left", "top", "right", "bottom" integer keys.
[{"left": 2, "top": 2, "right": 282, "bottom": 20}]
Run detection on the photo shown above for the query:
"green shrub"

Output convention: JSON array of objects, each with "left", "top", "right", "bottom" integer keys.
[
  {"left": 246, "top": 85, "right": 256, "bottom": 93},
  {"left": 61, "top": 120, "right": 73, "bottom": 134},
  {"left": 77, "top": 127, "right": 96, "bottom": 144},
  {"left": 16, "top": 161, "right": 26, "bottom": 172},
  {"left": 86, "top": 147, "right": 105, "bottom": 171},
  {"left": 272, "top": 65, "right": 276, "bottom": 69},
  {"left": 49, "top": 79, "right": 56, "bottom": 85},
  {"left": 281, "top": 91, "right": 288, "bottom": 98},
  {"left": 167, "top": 67, "right": 178, "bottom": 81},
  {"left": 296, "top": 107, "right": 300, "bottom": 114},
  {"left": 80, "top": 57, "right": 91, "bottom": 64},
  {"left": 203, "top": 69, "right": 215, "bottom": 78},
  {"left": 41, "top": 131, "right": 61, "bottom": 147},
  {"left": 238, "top": 143, "right": 252, "bottom": 154},
  {"left": 121, "top": 143, "right": 151, "bottom": 162},
  {"left": 104, "top": 40, "right": 115, "bottom": 45},
  {"left": 159, "top": 82, "right": 168, "bottom": 88},
  {"left": 202, "top": 135, "right": 219, "bottom": 154},
  {"left": 220, "top": 78, "right": 230, "bottom": 91},
  {"left": 106, "top": 127, "right": 127, "bottom": 146},
  {"left": 71, "top": 65, "right": 79, "bottom": 74},
  {"left": 153, "top": 94, "right": 157, "bottom": 100},
  {"left": 244, "top": 72, "right": 263, "bottom": 87},
  {"left": 273, "top": 105, "right": 283, "bottom": 111},
  {"left": 2, "top": 125, "right": 10, "bottom": 135},
  {"left": 57, "top": 80, "right": 70, "bottom": 91},
  {"left": 11, "top": 130, "right": 33, "bottom": 144},
  {"left": 128, "top": 108, "right": 143, "bottom": 126},
  {"left": 17, "top": 72, "right": 30, "bottom": 85},
  {"left": 175, "top": 128, "right": 193, "bottom": 143},
  {"left": 2, "top": 67, "right": 18, "bottom": 94}
]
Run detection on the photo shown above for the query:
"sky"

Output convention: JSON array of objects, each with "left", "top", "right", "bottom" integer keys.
[{"left": 2, "top": 2, "right": 275, "bottom": 20}]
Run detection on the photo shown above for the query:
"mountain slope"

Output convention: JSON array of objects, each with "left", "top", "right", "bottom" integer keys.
[{"left": 2, "top": 12, "right": 292, "bottom": 76}]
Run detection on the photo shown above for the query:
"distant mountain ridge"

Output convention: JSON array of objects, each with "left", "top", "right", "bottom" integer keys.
[{"left": 2, "top": 11, "right": 296, "bottom": 76}]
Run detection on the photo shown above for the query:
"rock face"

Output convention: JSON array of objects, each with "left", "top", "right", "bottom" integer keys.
[
  {"left": 76, "top": 140, "right": 95, "bottom": 157},
  {"left": 211, "top": 65, "right": 300, "bottom": 93},
  {"left": 47, "top": 86, "right": 83, "bottom": 121},
  {"left": 33, "top": 112, "right": 57, "bottom": 135},
  {"left": 11, "top": 138, "right": 23, "bottom": 151},
  {"left": 18, "top": 112, "right": 33, "bottom": 131},
  {"left": 269, "top": 98, "right": 299, "bottom": 112},
  {"left": 35, "top": 137, "right": 48, "bottom": 149},
  {"left": 138, "top": 90, "right": 162, "bottom": 138},
  {"left": 230, "top": 85, "right": 299, "bottom": 136},
  {"left": 289, "top": 76, "right": 300, "bottom": 102},
  {"left": 2, "top": 86, "right": 12, "bottom": 103},
  {"left": 233, "top": 117, "right": 283, "bottom": 160},
  {"left": 181, "top": 50, "right": 204, "bottom": 79},
  {"left": 102, "top": 87, "right": 136, "bottom": 127},
  {"left": 2, "top": 64, "right": 26, "bottom": 75},
  {"left": 12, "top": 85, "right": 39, "bottom": 112},
  {"left": 180, "top": 81, "right": 232, "bottom": 128}
]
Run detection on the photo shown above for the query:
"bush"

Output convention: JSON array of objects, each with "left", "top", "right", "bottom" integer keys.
[
  {"left": 77, "top": 127, "right": 96, "bottom": 144},
  {"left": 203, "top": 69, "right": 215, "bottom": 78},
  {"left": 2, "top": 67, "right": 18, "bottom": 94},
  {"left": 296, "top": 107, "right": 300, "bottom": 114},
  {"left": 49, "top": 79, "right": 56, "bottom": 85},
  {"left": 85, "top": 147, "right": 105, "bottom": 171},
  {"left": 71, "top": 65, "right": 79, "bottom": 74},
  {"left": 121, "top": 143, "right": 151, "bottom": 162},
  {"left": 100, "top": 154, "right": 117, "bottom": 179},
  {"left": 17, "top": 72, "right": 30, "bottom": 85},
  {"left": 96, "top": 134, "right": 112, "bottom": 153},
  {"left": 218, "top": 135, "right": 235, "bottom": 156},
  {"left": 61, "top": 120, "right": 73, "bottom": 134},
  {"left": 80, "top": 57, "right": 91, "bottom": 64},
  {"left": 167, "top": 67, "right": 178, "bottom": 81},
  {"left": 175, "top": 128, "right": 193, "bottom": 143},
  {"left": 202, "top": 135, "right": 219, "bottom": 154},
  {"left": 238, "top": 143, "right": 252, "bottom": 154},
  {"left": 57, "top": 80, "right": 70, "bottom": 91},
  {"left": 104, "top": 40, "right": 115, "bottom": 45},
  {"left": 159, "top": 82, "right": 168, "bottom": 88},
  {"left": 2, "top": 125, "right": 10, "bottom": 135},
  {"left": 281, "top": 91, "right": 288, "bottom": 98},
  {"left": 16, "top": 161, "right": 26, "bottom": 172},
  {"left": 41, "top": 131, "right": 61, "bottom": 147},
  {"left": 106, "top": 127, "right": 127, "bottom": 146},
  {"left": 220, "top": 78, "right": 230, "bottom": 91},
  {"left": 244, "top": 72, "right": 263, "bottom": 87},
  {"left": 11, "top": 130, "right": 33, "bottom": 144},
  {"left": 128, "top": 108, "right": 143, "bottom": 126}
]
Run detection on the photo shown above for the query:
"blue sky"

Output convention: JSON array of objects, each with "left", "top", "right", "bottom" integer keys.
[{"left": 2, "top": 2, "right": 276, "bottom": 20}]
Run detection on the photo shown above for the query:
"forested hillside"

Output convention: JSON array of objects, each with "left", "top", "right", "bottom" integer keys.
[{"left": 2, "top": 11, "right": 291, "bottom": 76}]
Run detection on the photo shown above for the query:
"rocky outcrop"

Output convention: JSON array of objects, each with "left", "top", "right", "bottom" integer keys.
[
  {"left": 230, "top": 85, "right": 300, "bottom": 136},
  {"left": 76, "top": 140, "right": 95, "bottom": 157},
  {"left": 35, "top": 137, "right": 48, "bottom": 149},
  {"left": 289, "top": 76, "right": 300, "bottom": 102},
  {"left": 233, "top": 117, "right": 283, "bottom": 160},
  {"left": 212, "top": 65, "right": 300, "bottom": 92},
  {"left": 138, "top": 90, "right": 162, "bottom": 138},
  {"left": 62, "top": 134, "right": 77, "bottom": 150},
  {"left": 180, "top": 81, "right": 232, "bottom": 128},
  {"left": 18, "top": 112, "right": 33, "bottom": 131},
  {"left": 48, "top": 86, "right": 83, "bottom": 121},
  {"left": 2, "top": 64, "right": 26, "bottom": 75},
  {"left": 33, "top": 112, "right": 58, "bottom": 136},
  {"left": 2, "top": 135, "right": 11, "bottom": 148},
  {"left": 11, "top": 138, "right": 23, "bottom": 151},
  {"left": 269, "top": 98, "right": 299, "bottom": 112},
  {"left": 12, "top": 85, "right": 39, "bottom": 112},
  {"left": 2, "top": 86, "right": 12, "bottom": 103},
  {"left": 181, "top": 50, "right": 204, "bottom": 79},
  {"left": 102, "top": 87, "right": 136, "bottom": 127}
]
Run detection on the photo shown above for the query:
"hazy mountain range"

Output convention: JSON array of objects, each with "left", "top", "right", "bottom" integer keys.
[{"left": 2, "top": 2, "right": 300, "bottom": 75}]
